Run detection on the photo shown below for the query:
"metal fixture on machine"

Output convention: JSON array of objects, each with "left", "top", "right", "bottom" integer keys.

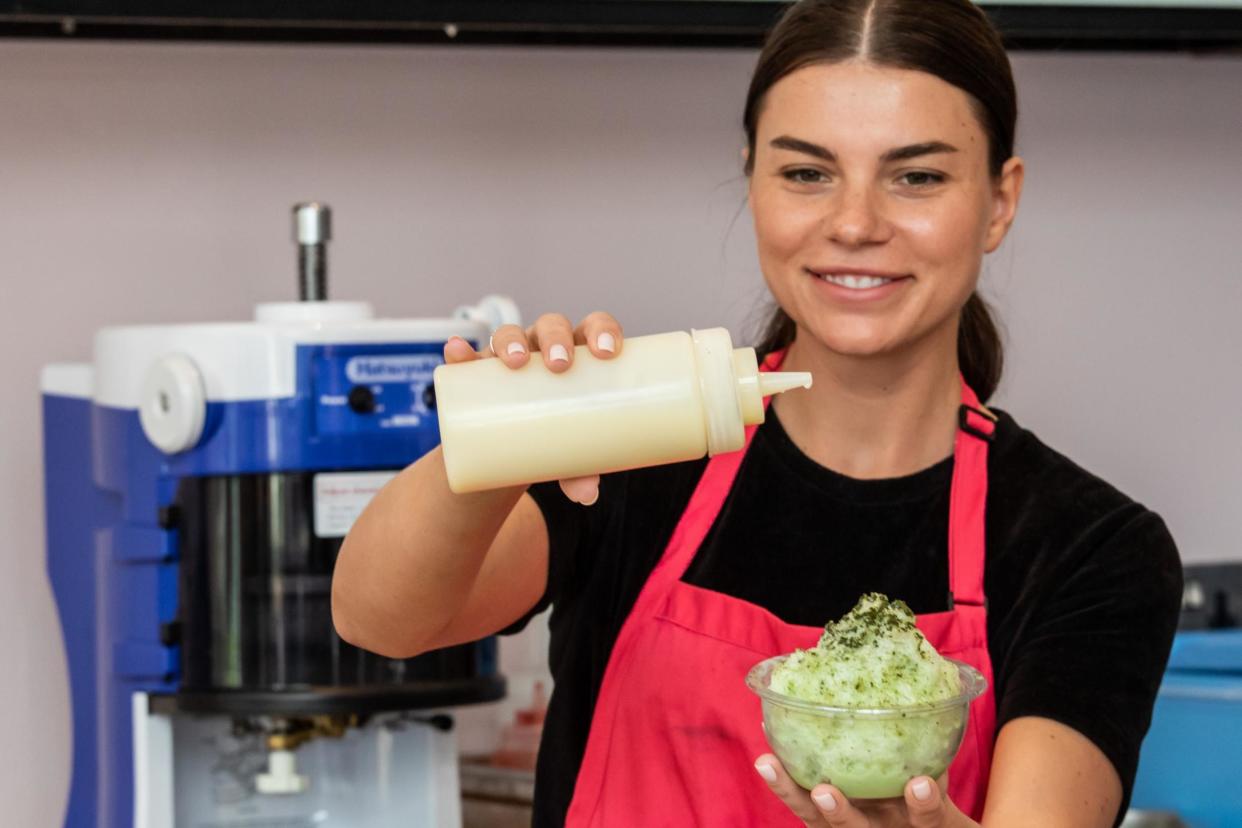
[{"left": 294, "top": 201, "right": 330, "bottom": 302}]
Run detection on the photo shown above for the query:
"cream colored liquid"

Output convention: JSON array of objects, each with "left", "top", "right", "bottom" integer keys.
[{"left": 435, "top": 332, "right": 709, "bottom": 493}]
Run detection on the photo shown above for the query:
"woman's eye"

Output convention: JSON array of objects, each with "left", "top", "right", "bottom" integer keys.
[
  {"left": 783, "top": 168, "right": 828, "bottom": 185},
  {"left": 899, "top": 171, "right": 946, "bottom": 188}
]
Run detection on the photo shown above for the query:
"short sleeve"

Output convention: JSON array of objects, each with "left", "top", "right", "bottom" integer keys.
[
  {"left": 994, "top": 508, "right": 1182, "bottom": 814},
  {"left": 497, "top": 480, "right": 610, "bottom": 635}
]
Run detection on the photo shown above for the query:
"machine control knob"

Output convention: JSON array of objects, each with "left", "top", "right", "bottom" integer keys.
[
  {"left": 139, "top": 354, "right": 207, "bottom": 454},
  {"left": 348, "top": 385, "right": 376, "bottom": 414}
]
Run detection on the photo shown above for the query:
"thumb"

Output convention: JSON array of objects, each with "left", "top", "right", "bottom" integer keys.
[
  {"left": 559, "top": 475, "right": 600, "bottom": 506},
  {"left": 904, "top": 776, "right": 966, "bottom": 828}
]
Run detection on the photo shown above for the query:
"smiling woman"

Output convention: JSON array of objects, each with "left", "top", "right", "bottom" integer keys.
[
  {"left": 330, "top": 2, "right": 1183, "bottom": 827},
  {"left": 749, "top": 61, "right": 1021, "bottom": 393},
  {"left": 746, "top": 0, "right": 1016, "bottom": 404}
]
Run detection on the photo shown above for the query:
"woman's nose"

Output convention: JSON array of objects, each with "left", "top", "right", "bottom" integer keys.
[{"left": 823, "top": 186, "right": 888, "bottom": 247}]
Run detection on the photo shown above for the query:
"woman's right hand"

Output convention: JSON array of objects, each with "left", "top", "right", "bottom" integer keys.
[{"left": 443, "top": 311, "right": 625, "bottom": 506}]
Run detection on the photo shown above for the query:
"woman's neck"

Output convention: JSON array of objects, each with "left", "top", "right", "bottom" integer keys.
[{"left": 772, "top": 327, "right": 963, "bottom": 480}]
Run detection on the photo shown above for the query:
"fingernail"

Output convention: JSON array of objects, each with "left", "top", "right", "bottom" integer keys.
[
  {"left": 754, "top": 762, "right": 777, "bottom": 783},
  {"left": 597, "top": 332, "right": 616, "bottom": 353},
  {"left": 813, "top": 791, "right": 836, "bottom": 811},
  {"left": 549, "top": 344, "right": 570, "bottom": 363},
  {"left": 912, "top": 778, "right": 932, "bottom": 801},
  {"left": 507, "top": 341, "right": 526, "bottom": 356},
  {"left": 580, "top": 487, "right": 599, "bottom": 507}
]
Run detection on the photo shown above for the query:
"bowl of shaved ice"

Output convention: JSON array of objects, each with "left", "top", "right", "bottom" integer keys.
[{"left": 746, "top": 593, "right": 986, "bottom": 798}]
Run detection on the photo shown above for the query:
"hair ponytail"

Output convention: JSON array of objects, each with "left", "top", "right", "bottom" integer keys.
[{"left": 958, "top": 292, "right": 1003, "bottom": 402}]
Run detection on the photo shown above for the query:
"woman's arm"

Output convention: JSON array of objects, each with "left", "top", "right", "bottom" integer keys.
[
  {"left": 982, "top": 716, "right": 1121, "bottom": 827},
  {"left": 330, "top": 311, "right": 624, "bottom": 658},
  {"left": 330, "top": 445, "right": 549, "bottom": 658},
  {"left": 756, "top": 716, "right": 1122, "bottom": 827}
]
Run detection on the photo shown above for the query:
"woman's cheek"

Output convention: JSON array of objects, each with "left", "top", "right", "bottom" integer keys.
[
  {"left": 898, "top": 206, "right": 975, "bottom": 278},
  {"left": 753, "top": 209, "right": 787, "bottom": 259}
]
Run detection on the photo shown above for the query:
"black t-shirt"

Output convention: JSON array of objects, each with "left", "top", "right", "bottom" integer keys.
[{"left": 508, "top": 407, "right": 1182, "bottom": 826}]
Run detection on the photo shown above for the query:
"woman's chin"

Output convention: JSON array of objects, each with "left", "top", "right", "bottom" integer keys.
[{"left": 795, "top": 326, "right": 903, "bottom": 360}]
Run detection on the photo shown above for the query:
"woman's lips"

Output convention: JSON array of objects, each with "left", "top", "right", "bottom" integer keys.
[{"left": 805, "top": 267, "right": 912, "bottom": 301}]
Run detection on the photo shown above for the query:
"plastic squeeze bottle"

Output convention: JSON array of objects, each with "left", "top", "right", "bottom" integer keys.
[{"left": 433, "top": 327, "right": 811, "bottom": 494}]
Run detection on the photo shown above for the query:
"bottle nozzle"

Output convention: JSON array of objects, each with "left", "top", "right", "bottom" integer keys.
[
  {"left": 729, "top": 344, "right": 813, "bottom": 432},
  {"left": 758, "top": 371, "right": 813, "bottom": 397}
]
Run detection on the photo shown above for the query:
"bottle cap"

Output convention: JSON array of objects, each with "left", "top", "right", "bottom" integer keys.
[
  {"left": 692, "top": 328, "right": 812, "bottom": 456},
  {"left": 692, "top": 328, "right": 747, "bottom": 455}
]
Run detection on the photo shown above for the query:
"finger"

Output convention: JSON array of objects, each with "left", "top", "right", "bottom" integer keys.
[
  {"left": 558, "top": 475, "right": 600, "bottom": 506},
  {"left": 573, "top": 311, "right": 624, "bottom": 359},
  {"left": 443, "top": 336, "right": 482, "bottom": 365},
  {"left": 904, "top": 776, "right": 955, "bottom": 828},
  {"left": 808, "top": 783, "right": 874, "bottom": 828},
  {"left": 527, "top": 314, "right": 576, "bottom": 373},
  {"left": 753, "top": 754, "right": 827, "bottom": 826},
  {"left": 488, "top": 324, "right": 531, "bottom": 369}
]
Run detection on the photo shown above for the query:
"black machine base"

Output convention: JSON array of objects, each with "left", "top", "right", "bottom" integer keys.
[{"left": 149, "top": 674, "right": 507, "bottom": 716}]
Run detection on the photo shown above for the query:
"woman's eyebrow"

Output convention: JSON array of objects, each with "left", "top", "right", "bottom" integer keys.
[
  {"left": 881, "top": 141, "right": 959, "bottom": 162},
  {"left": 769, "top": 136, "right": 960, "bottom": 163},
  {"left": 769, "top": 135, "right": 835, "bottom": 161}
]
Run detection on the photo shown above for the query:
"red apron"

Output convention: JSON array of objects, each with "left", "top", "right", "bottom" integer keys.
[{"left": 564, "top": 353, "right": 999, "bottom": 827}]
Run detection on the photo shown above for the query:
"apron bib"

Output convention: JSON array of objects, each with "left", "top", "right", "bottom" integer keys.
[{"left": 565, "top": 354, "right": 998, "bottom": 826}]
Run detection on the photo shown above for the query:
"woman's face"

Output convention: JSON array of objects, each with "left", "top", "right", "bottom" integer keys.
[{"left": 748, "top": 61, "right": 1022, "bottom": 360}]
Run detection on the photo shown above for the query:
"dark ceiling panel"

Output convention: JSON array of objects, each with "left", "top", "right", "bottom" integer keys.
[{"left": 1, "top": 2, "right": 1240, "bottom": 50}]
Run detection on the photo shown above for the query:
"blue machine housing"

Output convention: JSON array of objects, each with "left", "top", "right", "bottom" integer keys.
[
  {"left": 1130, "top": 629, "right": 1242, "bottom": 828},
  {"left": 45, "top": 337, "right": 488, "bottom": 828}
]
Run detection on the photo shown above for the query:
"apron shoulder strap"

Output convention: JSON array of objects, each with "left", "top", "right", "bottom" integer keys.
[{"left": 948, "top": 379, "right": 994, "bottom": 608}]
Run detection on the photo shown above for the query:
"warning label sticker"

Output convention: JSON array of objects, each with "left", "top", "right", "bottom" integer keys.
[{"left": 313, "top": 471, "right": 398, "bottom": 538}]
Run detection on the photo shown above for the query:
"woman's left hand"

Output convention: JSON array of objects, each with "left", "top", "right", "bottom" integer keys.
[{"left": 754, "top": 754, "right": 978, "bottom": 828}]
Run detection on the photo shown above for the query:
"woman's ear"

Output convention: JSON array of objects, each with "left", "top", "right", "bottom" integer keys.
[
  {"left": 984, "top": 156, "right": 1025, "bottom": 254},
  {"left": 743, "top": 146, "right": 755, "bottom": 206}
]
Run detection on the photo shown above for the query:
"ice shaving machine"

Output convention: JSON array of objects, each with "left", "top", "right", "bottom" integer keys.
[{"left": 43, "top": 203, "right": 518, "bottom": 827}]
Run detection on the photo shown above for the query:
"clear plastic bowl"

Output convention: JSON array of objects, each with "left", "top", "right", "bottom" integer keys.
[{"left": 746, "top": 655, "right": 987, "bottom": 799}]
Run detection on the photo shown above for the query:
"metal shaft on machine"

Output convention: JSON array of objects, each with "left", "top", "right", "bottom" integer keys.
[{"left": 293, "top": 202, "right": 331, "bottom": 301}]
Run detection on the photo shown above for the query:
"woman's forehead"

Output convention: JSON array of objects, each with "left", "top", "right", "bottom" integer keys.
[{"left": 757, "top": 62, "right": 985, "bottom": 153}]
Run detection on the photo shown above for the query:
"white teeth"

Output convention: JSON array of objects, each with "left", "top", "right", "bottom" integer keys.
[{"left": 820, "top": 273, "right": 894, "bottom": 289}]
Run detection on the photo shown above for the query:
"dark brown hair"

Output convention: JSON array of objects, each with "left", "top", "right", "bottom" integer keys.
[{"left": 746, "top": 0, "right": 1015, "bottom": 401}]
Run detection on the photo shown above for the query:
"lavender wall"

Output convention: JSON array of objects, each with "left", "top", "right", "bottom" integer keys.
[{"left": 1, "top": 40, "right": 1237, "bottom": 824}]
